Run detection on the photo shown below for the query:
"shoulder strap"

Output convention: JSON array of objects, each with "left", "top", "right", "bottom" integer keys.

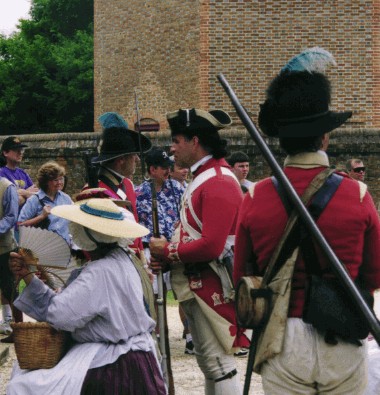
[
  {"left": 271, "top": 176, "right": 291, "bottom": 215},
  {"left": 182, "top": 166, "right": 239, "bottom": 235},
  {"left": 263, "top": 168, "right": 335, "bottom": 286},
  {"left": 37, "top": 196, "right": 46, "bottom": 208},
  {"left": 180, "top": 166, "right": 239, "bottom": 258},
  {"left": 30, "top": 193, "right": 45, "bottom": 207},
  {"left": 299, "top": 174, "right": 343, "bottom": 276},
  {"left": 271, "top": 172, "right": 342, "bottom": 218},
  {"left": 308, "top": 173, "right": 343, "bottom": 220}
]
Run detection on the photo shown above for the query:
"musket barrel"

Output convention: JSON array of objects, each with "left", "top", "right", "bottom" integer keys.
[{"left": 217, "top": 73, "right": 380, "bottom": 345}]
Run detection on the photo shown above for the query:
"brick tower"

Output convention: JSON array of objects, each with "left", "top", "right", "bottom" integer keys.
[{"left": 94, "top": 0, "right": 380, "bottom": 131}]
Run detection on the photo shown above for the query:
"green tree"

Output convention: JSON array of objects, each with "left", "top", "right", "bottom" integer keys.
[{"left": 0, "top": 0, "right": 93, "bottom": 134}]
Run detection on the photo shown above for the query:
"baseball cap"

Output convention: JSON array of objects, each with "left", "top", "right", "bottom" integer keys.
[
  {"left": 1, "top": 136, "right": 28, "bottom": 152},
  {"left": 145, "top": 147, "right": 173, "bottom": 168}
]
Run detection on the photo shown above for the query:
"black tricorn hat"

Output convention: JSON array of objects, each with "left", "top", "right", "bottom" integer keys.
[
  {"left": 92, "top": 127, "right": 152, "bottom": 164},
  {"left": 258, "top": 71, "right": 352, "bottom": 138},
  {"left": 167, "top": 108, "right": 232, "bottom": 136}
]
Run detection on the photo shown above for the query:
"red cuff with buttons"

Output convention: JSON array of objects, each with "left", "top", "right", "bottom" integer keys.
[{"left": 165, "top": 241, "right": 181, "bottom": 263}]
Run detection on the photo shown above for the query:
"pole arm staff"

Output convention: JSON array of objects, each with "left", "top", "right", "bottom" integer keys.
[
  {"left": 134, "top": 89, "right": 147, "bottom": 179},
  {"left": 217, "top": 73, "right": 380, "bottom": 345},
  {"left": 149, "top": 180, "right": 170, "bottom": 387},
  {"left": 84, "top": 151, "right": 99, "bottom": 188}
]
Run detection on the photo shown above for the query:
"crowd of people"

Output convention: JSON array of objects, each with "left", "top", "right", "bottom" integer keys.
[{"left": 0, "top": 46, "right": 379, "bottom": 395}]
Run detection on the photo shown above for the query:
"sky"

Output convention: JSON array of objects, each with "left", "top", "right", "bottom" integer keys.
[{"left": 0, "top": 0, "right": 31, "bottom": 35}]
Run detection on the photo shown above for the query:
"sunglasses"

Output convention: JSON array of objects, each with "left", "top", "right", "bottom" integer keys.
[{"left": 353, "top": 167, "right": 365, "bottom": 173}]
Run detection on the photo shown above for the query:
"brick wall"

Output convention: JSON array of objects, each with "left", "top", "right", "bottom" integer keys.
[
  {"left": 94, "top": 0, "right": 203, "bottom": 132},
  {"left": 94, "top": 0, "right": 379, "bottom": 130}
]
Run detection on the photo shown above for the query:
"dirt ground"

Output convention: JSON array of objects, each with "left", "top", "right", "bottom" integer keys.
[
  {"left": 160, "top": 304, "right": 263, "bottom": 395},
  {"left": 1, "top": 291, "right": 379, "bottom": 395},
  {"left": 0, "top": 304, "right": 263, "bottom": 395}
]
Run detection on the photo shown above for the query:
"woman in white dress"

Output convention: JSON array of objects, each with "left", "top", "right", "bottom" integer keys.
[{"left": 7, "top": 198, "right": 166, "bottom": 395}]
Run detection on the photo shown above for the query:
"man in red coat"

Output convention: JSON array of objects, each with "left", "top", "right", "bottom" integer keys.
[
  {"left": 91, "top": 112, "right": 152, "bottom": 256},
  {"left": 234, "top": 69, "right": 380, "bottom": 394},
  {"left": 150, "top": 108, "right": 248, "bottom": 394}
]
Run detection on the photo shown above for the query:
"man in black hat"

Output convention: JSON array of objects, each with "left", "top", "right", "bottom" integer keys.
[
  {"left": 136, "top": 147, "right": 183, "bottom": 243},
  {"left": 90, "top": 112, "right": 152, "bottom": 256},
  {"left": 233, "top": 69, "right": 380, "bottom": 394},
  {"left": 150, "top": 108, "right": 248, "bottom": 394}
]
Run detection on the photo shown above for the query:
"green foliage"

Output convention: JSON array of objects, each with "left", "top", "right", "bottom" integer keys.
[
  {"left": 166, "top": 290, "right": 178, "bottom": 306},
  {"left": 18, "top": 279, "right": 26, "bottom": 294},
  {"left": 0, "top": 0, "right": 94, "bottom": 134}
]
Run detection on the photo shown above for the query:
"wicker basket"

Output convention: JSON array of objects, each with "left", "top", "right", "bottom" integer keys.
[
  {"left": 11, "top": 322, "right": 67, "bottom": 370},
  {"left": 11, "top": 269, "right": 68, "bottom": 370}
]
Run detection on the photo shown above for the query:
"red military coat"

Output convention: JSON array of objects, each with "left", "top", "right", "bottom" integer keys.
[
  {"left": 163, "top": 157, "right": 242, "bottom": 263},
  {"left": 162, "top": 157, "right": 249, "bottom": 350},
  {"left": 233, "top": 152, "right": 380, "bottom": 318}
]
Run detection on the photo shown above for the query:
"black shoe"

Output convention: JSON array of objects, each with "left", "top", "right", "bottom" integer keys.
[
  {"left": 1, "top": 333, "right": 14, "bottom": 343},
  {"left": 184, "top": 340, "right": 195, "bottom": 355}
]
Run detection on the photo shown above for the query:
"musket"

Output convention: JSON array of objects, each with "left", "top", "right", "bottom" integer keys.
[
  {"left": 217, "top": 73, "right": 380, "bottom": 393},
  {"left": 84, "top": 151, "right": 99, "bottom": 188},
  {"left": 134, "top": 89, "right": 146, "bottom": 179},
  {"left": 134, "top": 89, "right": 172, "bottom": 392},
  {"left": 150, "top": 180, "right": 175, "bottom": 395}
]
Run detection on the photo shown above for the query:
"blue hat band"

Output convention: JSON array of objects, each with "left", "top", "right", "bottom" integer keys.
[{"left": 80, "top": 203, "right": 124, "bottom": 220}]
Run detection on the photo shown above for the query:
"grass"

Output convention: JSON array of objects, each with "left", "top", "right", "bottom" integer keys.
[
  {"left": 166, "top": 290, "right": 178, "bottom": 306},
  {"left": 18, "top": 280, "right": 26, "bottom": 294}
]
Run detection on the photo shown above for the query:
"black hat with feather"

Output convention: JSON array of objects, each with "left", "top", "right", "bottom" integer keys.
[{"left": 258, "top": 47, "right": 352, "bottom": 138}]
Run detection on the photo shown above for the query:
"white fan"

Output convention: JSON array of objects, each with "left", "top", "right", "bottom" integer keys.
[{"left": 18, "top": 226, "right": 71, "bottom": 269}]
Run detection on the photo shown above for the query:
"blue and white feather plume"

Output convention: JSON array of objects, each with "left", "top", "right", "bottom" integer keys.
[{"left": 281, "top": 47, "right": 336, "bottom": 74}]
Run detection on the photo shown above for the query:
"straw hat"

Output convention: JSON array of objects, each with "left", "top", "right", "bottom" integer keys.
[{"left": 51, "top": 198, "right": 149, "bottom": 239}]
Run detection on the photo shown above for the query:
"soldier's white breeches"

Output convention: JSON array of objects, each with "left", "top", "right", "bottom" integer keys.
[
  {"left": 181, "top": 298, "right": 241, "bottom": 395},
  {"left": 261, "top": 318, "right": 368, "bottom": 395}
]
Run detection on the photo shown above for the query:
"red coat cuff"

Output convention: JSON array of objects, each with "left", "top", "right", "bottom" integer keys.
[{"left": 164, "top": 241, "right": 181, "bottom": 263}]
